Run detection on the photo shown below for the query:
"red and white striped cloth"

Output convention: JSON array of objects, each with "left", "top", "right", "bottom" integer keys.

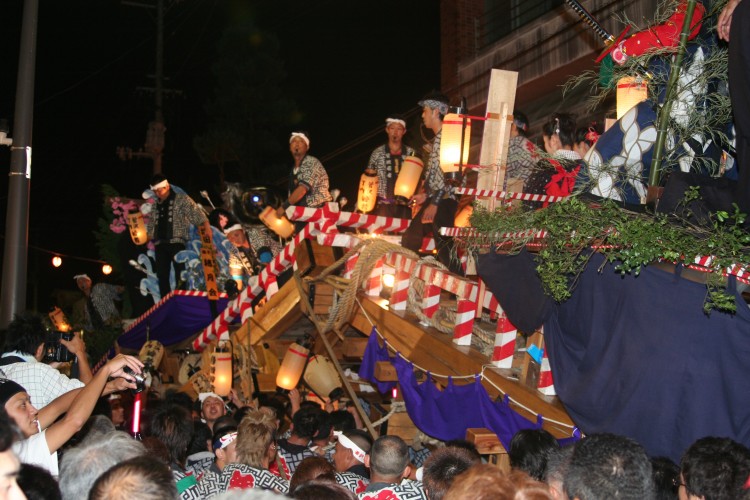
[{"left": 454, "top": 187, "right": 568, "bottom": 203}]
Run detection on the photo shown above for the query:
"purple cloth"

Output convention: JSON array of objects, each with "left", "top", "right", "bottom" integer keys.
[
  {"left": 358, "top": 329, "right": 397, "bottom": 394},
  {"left": 117, "top": 294, "right": 233, "bottom": 350}
]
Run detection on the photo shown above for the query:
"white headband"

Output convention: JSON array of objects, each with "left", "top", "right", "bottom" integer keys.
[
  {"left": 224, "top": 224, "right": 243, "bottom": 235},
  {"left": 335, "top": 432, "right": 366, "bottom": 463},
  {"left": 199, "top": 392, "right": 222, "bottom": 404},
  {"left": 386, "top": 118, "right": 406, "bottom": 128},
  {"left": 150, "top": 179, "right": 169, "bottom": 191},
  {"left": 290, "top": 132, "right": 310, "bottom": 147},
  {"left": 73, "top": 274, "right": 90, "bottom": 281},
  {"left": 217, "top": 431, "right": 237, "bottom": 450}
]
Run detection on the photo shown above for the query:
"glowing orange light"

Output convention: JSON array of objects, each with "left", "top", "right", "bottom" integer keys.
[
  {"left": 52, "top": 256, "right": 62, "bottom": 267},
  {"left": 102, "top": 264, "right": 113, "bottom": 275}
]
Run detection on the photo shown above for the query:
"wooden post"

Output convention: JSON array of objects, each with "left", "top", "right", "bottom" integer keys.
[{"left": 477, "top": 69, "right": 518, "bottom": 212}]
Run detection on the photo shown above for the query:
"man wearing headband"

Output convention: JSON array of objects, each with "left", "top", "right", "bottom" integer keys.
[
  {"left": 224, "top": 223, "right": 281, "bottom": 288},
  {"left": 401, "top": 91, "right": 464, "bottom": 276},
  {"left": 73, "top": 274, "right": 124, "bottom": 331},
  {"left": 199, "top": 392, "right": 226, "bottom": 432},
  {"left": 365, "top": 115, "right": 416, "bottom": 218},
  {"left": 145, "top": 173, "right": 211, "bottom": 298},
  {"left": 505, "top": 110, "right": 539, "bottom": 194},
  {"left": 333, "top": 429, "right": 372, "bottom": 488},
  {"left": 278, "top": 131, "right": 332, "bottom": 224}
]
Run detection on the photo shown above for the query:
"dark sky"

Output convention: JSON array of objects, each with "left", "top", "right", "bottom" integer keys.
[{"left": 0, "top": 0, "right": 440, "bottom": 311}]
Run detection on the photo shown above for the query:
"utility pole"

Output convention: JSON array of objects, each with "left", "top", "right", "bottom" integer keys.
[
  {"left": 0, "top": 0, "right": 38, "bottom": 328},
  {"left": 121, "top": 0, "right": 166, "bottom": 176}
]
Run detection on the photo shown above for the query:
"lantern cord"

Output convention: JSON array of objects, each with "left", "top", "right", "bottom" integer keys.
[{"left": 354, "top": 296, "right": 576, "bottom": 432}]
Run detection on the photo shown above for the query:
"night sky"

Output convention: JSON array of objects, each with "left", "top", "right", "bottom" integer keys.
[{"left": 0, "top": 0, "right": 440, "bottom": 311}]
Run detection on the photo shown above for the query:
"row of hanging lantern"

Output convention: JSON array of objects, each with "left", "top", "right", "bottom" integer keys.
[
  {"left": 276, "top": 334, "right": 344, "bottom": 401},
  {"left": 50, "top": 256, "right": 112, "bottom": 275}
]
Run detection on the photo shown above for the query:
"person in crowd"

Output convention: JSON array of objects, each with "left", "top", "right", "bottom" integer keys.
[
  {"left": 292, "top": 479, "right": 359, "bottom": 500},
  {"left": 329, "top": 410, "right": 357, "bottom": 433},
  {"left": 359, "top": 435, "right": 426, "bottom": 499},
  {"left": 333, "top": 429, "right": 372, "bottom": 495},
  {"left": 185, "top": 419, "right": 215, "bottom": 476},
  {"left": 224, "top": 222, "right": 281, "bottom": 287},
  {"left": 72, "top": 274, "right": 123, "bottom": 331},
  {"left": 211, "top": 425, "right": 239, "bottom": 474},
  {"left": 149, "top": 403, "right": 194, "bottom": 476},
  {"left": 504, "top": 110, "right": 539, "bottom": 193},
  {"left": 544, "top": 445, "right": 574, "bottom": 500},
  {"left": 572, "top": 126, "right": 600, "bottom": 159},
  {"left": 214, "top": 409, "right": 290, "bottom": 494},
  {"left": 366, "top": 114, "right": 417, "bottom": 218},
  {"left": 289, "top": 456, "right": 337, "bottom": 493},
  {"left": 421, "top": 445, "right": 481, "bottom": 500},
  {"left": 89, "top": 455, "right": 178, "bottom": 500},
  {"left": 650, "top": 456, "right": 679, "bottom": 500},
  {"left": 17, "top": 463, "right": 60, "bottom": 500},
  {"left": 107, "top": 394, "right": 127, "bottom": 431},
  {"left": 444, "top": 465, "right": 553, "bottom": 499},
  {"left": 524, "top": 112, "right": 585, "bottom": 210},
  {"left": 276, "top": 406, "right": 320, "bottom": 475},
  {"left": 679, "top": 436, "right": 750, "bottom": 500},
  {"left": 278, "top": 131, "right": 332, "bottom": 224},
  {"left": 58, "top": 430, "right": 145, "bottom": 500},
  {"left": 145, "top": 173, "right": 211, "bottom": 298},
  {"left": 0, "top": 407, "right": 25, "bottom": 500},
  {"left": 0, "top": 312, "right": 88, "bottom": 407},
  {"left": 209, "top": 207, "right": 238, "bottom": 233},
  {"left": 309, "top": 411, "right": 334, "bottom": 458},
  {"left": 564, "top": 433, "right": 655, "bottom": 500},
  {"left": 402, "top": 91, "right": 462, "bottom": 276},
  {"left": 508, "top": 428, "right": 560, "bottom": 481},
  {"left": 1, "top": 354, "right": 142, "bottom": 477},
  {"left": 200, "top": 392, "right": 227, "bottom": 432}
]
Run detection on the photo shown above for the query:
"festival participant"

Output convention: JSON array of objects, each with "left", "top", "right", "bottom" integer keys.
[
  {"left": 73, "top": 274, "right": 123, "bottom": 331},
  {"left": 224, "top": 223, "right": 281, "bottom": 285},
  {"left": 1, "top": 354, "right": 143, "bottom": 477},
  {"left": 508, "top": 428, "right": 560, "bottom": 481},
  {"left": 420, "top": 446, "right": 479, "bottom": 500},
  {"left": 572, "top": 125, "right": 600, "bottom": 160},
  {"left": 358, "top": 435, "right": 426, "bottom": 500},
  {"left": 444, "top": 466, "right": 553, "bottom": 499},
  {"left": 0, "top": 408, "right": 25, "bottom": 500},
  {"left": 89, "top": 455, "right": 178, "bottom": 500},
  {"left": 199, "top": 392, "right": 227, "bottom": 432},
  {"left": 524, "top": 113, "right": 585, "bottom": 210},
  {"left": 679, "top": 436, "right": 750, "bottom": 500},
  {"left": 333, "top": 429, "right": 372, "bottom": 495},
  {"left": 276, "top": 407, "right": 320, "bottom": 475},
  {"left": 366, "top": 114, "right": 416, "bottom": 218},
  {"left": 145, "top": 174, "right": 211, "bottom": 298},
  {"left": 278, "top": 131, "right": 332, "bottom": 225},
  {"left": 401, "top": 92, "right": 462, "bottom": 276},
  {"left": 504, "top": 110, "right": 539, "bottom": 193}
]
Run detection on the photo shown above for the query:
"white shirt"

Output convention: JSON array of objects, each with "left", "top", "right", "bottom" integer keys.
[
  {"left": 0, "top": 352, "right": 84, "bottom": 409},
  {"left": 13, "top": 429, "right": 58, "bottom": 477}
]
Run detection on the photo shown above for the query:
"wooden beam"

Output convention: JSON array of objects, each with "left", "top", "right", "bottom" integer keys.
[
  {"left": 477, "top": 69, "right": 518, "bottom": 212},
  {"left": 350, "top": 296, "right": 574, "bottom": 438},
  {"left": 233, "top": 278, "right": 303, "bottom": 346}
]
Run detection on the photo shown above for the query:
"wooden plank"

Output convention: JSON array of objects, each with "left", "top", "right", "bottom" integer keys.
[
  {"left": 477, "top": 69, "right": 518, "bottom": 212},
  {"left": 350, "top": 296, "right": 574, "bottom": 438},
  {"left": 374, "top": 361, "right": 398, "bottom": 382},
  {"left": 233, "top": 278, "right": 303, "bottom": 346},
  {"left": 342, "top": 337, "right": 369, "bottom": 359}
]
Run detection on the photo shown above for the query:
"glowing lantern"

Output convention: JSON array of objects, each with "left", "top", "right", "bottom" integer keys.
[
  {"left": 52, "top": 256, "right": 62, "bottom": 268},
  {"left": 211, "top": 341, "right": 233, "bottom": 397},
  {"left": 357, "top": 169, "right": 379, "bottom": 213},
  {"left": 394, "top": 156, "right": 423, "bottom": 202},
  {"left": 260, "top": 206, "right": 295, "bottom": 239},
  {"left": 127, "top": 211, "right": 149, "bottom": 245},
  {"left": 102, "top": 264, "right": 113, "bottom": 275},
  {"left": 229, "top": 263, "right": 244, "bottom": 291},
  {"left": 276, "top": 341, "right": 310, "bottom": 391},
  {"left": 49, "top": 306, "right": 71, "bottom": 332},
  {"left": 616, "top": 77, "right": 648, "bottom": 119},
  {"left": 454, "top": 205, "right": 473, "bottom": 227},
  {"left": 382, "top": 272, "right": 395, "bottom": 288},
  {"left": 303, "top": 355, "right": 344, "bottom": 401},
  {"left": 440, "top": 113, "right": 472, "bottom": 176}
]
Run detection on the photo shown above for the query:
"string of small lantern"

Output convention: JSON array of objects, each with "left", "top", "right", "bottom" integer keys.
[{"left": 353, "top": 297, "right": 577, "bottom": 433}]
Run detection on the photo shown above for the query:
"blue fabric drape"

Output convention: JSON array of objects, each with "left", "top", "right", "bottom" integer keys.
[
  {"left": 544, "top": 253, "right": 750, "bottom": 462},
  {"left": 358, "top": 329, "right": 397, "bottom": 394}
]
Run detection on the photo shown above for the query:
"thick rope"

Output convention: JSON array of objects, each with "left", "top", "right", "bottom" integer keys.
[{"left": 371, "top": 401, "right": 406, "bottom": 427}]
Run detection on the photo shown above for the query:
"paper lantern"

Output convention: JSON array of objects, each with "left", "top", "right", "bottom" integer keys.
[
  {"left": 260, "top": 206, "right": 295, "bottom": 239},
  {"left": 102, "top": 264, "right": 113, "bottom": 275},
  {"left": 394, "top": 156, "right": 423, "bottom": 202},
  {"left": 303, "top": 355, "right": 344, "bottom": 401},
  {"left": 51, "top": 256, "right": 62, "bottom": 268},
  {"left": 276, "top": 341, "right": 310, "bottom": 390},
  {"left": 127, "top": 211, "right": 149, "bottom": 245},
  {"left": 357, "top": 169, "right": 379, "bottom": 213},
  {"left": 616, "top": 77, "right": 648, "bottom": 119},
  {"left": 211, "top": 341, "right": 233, "bottom": 397},
  {"left": 48, "top": 306, "right": 71, "bottom": 332},
  {"left": 440, "top": 113, "right": 472, "bottom": 175}
]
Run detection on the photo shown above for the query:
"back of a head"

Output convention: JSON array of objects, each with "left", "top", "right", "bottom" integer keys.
[
  {"left": 4, "top": 311, "right": 46, "bottom": 356},
  {"left": 509, "top": 429, "right": 560, "bottom": 481},
  {"left": 650, "top": 456, "right": 679, "bottom": 500},
  {"left": 188, "top": 419, "right": 213, "bottom": 456},
  {"left": 289, "top": 456, "right": 337, "bottom": 493},
  {"left": 149, "top": 403, "right": 193, "bottom": 466},
  {"left": 369, "top": 435, "right": 409, "bottom": 480},
  {"left": 0, "top": 407, "right": 20, "bottom": 452},
  {"left": 680, "top": 436, "right": 750, "bottom": 500},
  {"left": 329, "top": 410, "right": 356, "bottom": 432},
  {"left": 292, "top": 407, "right": 324, "bottom": 440},
  {"left": 291, "top": 479, "right": 358, "bottom": 500},
  {"left": 541, "top": 113, "right": 577, "bottom": 148},
  {"left": 513, "top": 111, "right": 530, "bottom": 137},
  {"left": 565, "top": 433, "right": 655, "bottom": 500},
  {"left": 344, "top": 429, "right": 373, "bottom": 454},
  {"left": 422, "top": 446, "right": 481, "bottom": 500},
  {"left": 445, "top": 465, "right": 553, "bottom": 500},
  {"left": 60, "top": 430, "right": 146, "bottom": 500},
  {"left": 235, "top": 409, "right": 275, "bottom": 467},
  {"left": 89, "top": 455, "right": 177, "bottom": 500},
  {"left": 18, "top": 463, "right": 61, "bottom": 500}
]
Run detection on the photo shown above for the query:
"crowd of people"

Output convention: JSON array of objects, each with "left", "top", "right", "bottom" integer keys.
[{"left": 0, "top": 310, "right": 748, "bottom": 499}]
